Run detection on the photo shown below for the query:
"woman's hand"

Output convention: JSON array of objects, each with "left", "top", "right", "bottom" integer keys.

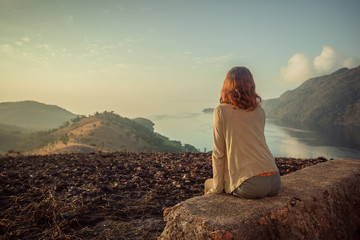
[{"left": 205, "top": 188, "right": 215, "bottom": 194}]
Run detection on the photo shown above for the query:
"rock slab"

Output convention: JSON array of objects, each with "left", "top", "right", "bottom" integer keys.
[{"left": 159, "top": 159, "right": 360, "bottom": 240}]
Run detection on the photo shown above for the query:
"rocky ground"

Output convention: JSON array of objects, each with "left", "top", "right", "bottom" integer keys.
[{"left": 0, "top": 152, "right": 328, "bottom": 240}]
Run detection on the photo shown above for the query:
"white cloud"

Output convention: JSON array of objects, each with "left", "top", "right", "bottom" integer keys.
[
  {"left": 22, "top": 37, "right": 30, "bottom": 42},
  {"left": 281, "top": 46, "right": 360, "bottom": 83},
  {"left": 280, "top": 53, "right": 313, "bottom": 83},
  {"left": 313, "top": 46, "right": 343, "bottom": 73},
  {"left": 343, "top": 57, "right": 358, "bottom": 68}
]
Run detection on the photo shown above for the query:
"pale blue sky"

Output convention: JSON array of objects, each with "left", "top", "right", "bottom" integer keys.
[{"left": 1, "top": 0, "right": 359, "bottom": 117}]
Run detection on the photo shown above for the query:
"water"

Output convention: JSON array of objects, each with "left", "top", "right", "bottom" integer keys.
[{"left": 149, "top": 112, "right": 360, "bottom": 160}]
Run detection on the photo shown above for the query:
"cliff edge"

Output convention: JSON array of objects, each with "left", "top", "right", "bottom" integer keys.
[{"left": 159, "top": 159, "right": 360, "bottom": 239}]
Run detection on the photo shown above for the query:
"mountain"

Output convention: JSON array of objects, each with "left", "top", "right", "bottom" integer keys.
[
  {"left": 0, "top": 124, "right": 29, "bottom": 153},
  {"left": 134, "top": 117, "right": 155, "bottom": 132},
  {"left": 0, "top": 100, "right": 78, "bottom": 131},
  {"left": 262, "top": 66, "right": 360, "bottom": 126},
  {"left": 0, "top": 111, "right": 198, "bottom": 154}
]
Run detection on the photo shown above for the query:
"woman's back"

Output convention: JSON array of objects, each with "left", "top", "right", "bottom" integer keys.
[
  {"left": 205, "top": 66, "right": 281, "bottom": 198},
  {"left": 212, "top": 104, "right": 278, "bottom": 194}
]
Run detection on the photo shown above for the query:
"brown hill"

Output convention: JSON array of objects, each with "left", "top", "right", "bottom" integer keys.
[{"left": 32, "top": 112, "right": 197, "bottom": 154}]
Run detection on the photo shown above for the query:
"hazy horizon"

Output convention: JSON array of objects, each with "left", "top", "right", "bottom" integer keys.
[{"left": 1, "top": 0, "right": 360, "bottom": 118}]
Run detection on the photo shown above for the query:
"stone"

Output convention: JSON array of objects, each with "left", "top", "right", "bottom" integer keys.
[{"left": 159, "top": 159, "right": 360, "bottom": 239}]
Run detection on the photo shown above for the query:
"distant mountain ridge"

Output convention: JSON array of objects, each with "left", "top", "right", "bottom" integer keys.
[
  {"left": 262, "top": 66, "right": 360, "bottom": 126},
  {"left": 0, "top": 100, "right": 77, "bottom": 131},
  {"left": 0, "top": 103, "right": 198, "bottom": 154}
]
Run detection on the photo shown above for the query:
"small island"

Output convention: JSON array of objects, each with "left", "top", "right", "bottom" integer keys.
[{"left": 202, "top": 108, "right": 214, "bottom": 113}]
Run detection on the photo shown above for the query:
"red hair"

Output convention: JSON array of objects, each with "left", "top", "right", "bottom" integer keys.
[{"left": 220, "top": 66, "right": 261, "bottom": 111}]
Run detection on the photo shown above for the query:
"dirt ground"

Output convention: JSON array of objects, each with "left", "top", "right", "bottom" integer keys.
[{"left": 0, "top": 152, "right": 327, "bottom": 239}]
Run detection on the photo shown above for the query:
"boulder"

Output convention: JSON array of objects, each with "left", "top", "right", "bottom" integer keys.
[{"left": 159, "top": 159, "right": 360, "bottom": 239}]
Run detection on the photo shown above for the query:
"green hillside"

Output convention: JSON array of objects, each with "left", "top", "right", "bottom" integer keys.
[
  {"left": 0, "top": 111, "right": 198, "bottom": 154},
  {"left": 262, "top": 67, "right": 360, "bottom": 126},
  {"left": 0, "top": 101, "right": 78, "bottom": 131},
  {"left": 134, "top": 117, "right": 155, "bottom": 132}
]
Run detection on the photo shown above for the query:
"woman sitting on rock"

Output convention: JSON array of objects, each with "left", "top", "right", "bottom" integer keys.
[{"left": 205, "top": 66, "right": 281, "bottom": 199}]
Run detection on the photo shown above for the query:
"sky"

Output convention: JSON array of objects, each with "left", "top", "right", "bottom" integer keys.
[{"left": 1, "top": 0, "right": 360, "bottom": 118}]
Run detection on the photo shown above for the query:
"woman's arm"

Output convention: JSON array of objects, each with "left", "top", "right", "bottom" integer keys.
[{"left": 209, "top": 106, "right": 226, "bottom": 193}]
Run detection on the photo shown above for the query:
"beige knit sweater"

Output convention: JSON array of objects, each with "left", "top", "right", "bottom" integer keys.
[{"left": 208, "top": 103, "right": 278, "bottom": 194}]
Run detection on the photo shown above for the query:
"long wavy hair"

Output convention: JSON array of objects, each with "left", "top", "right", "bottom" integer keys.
[{"left": 220, "top": 66, "right": 262, "bottom": 111}]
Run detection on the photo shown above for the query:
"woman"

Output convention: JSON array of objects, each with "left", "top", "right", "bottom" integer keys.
[{"left": 205, "top": 66, "right": 281, "bottom": 199}]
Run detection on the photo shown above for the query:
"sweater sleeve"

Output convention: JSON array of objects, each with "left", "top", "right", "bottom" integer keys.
[{"left": 210, "top": 106, "right": 226, "bottom": 193}]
